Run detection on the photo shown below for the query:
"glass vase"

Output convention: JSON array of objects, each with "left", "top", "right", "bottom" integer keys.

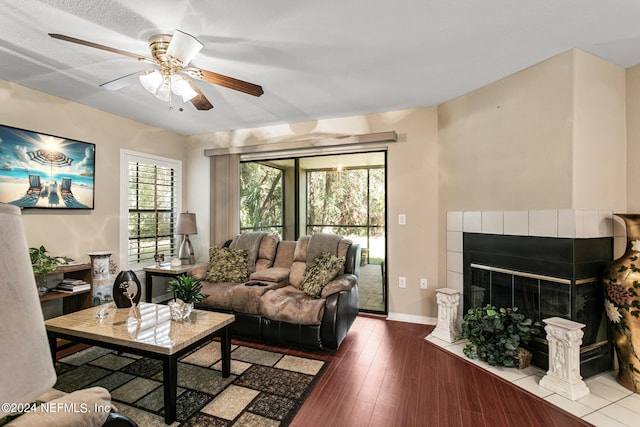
[{"left": 36, "top": 275, "right": 48, "bottom": 296}]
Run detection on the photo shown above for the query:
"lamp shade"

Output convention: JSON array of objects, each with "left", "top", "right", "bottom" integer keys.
[
  {"left": 0, "top": 203, "right": 57, "bottom": 416},
  {"left": 176, "top": 212, "right": 197, "bottom": 235}
]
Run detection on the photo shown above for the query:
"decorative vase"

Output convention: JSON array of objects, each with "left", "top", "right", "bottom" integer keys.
[
  {"left": 36, "top": 274, "right": 49, "bottom": 296},
  {"left": 112, "top": 270, "right": 141, "bottom": 308},
  {"left": 88, "top": 251, "right": 113, "bottom": 305},
  {"left": 168, "top": 300, "right": 193, "bottom": 321},
  {"left": 603, "top": 213, "right": 640, "bottom": 393}
]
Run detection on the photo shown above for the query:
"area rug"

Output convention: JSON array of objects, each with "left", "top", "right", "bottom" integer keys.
[{"left": 53, "top": 341, "right": 329, "bottom": 426}]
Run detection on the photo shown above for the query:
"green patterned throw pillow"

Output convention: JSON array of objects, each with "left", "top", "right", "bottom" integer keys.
[
  {"left": 206, "top": 246, "right": 249, "bottom": 283},
  {"left": 301, "top": 252, "right": 346, "bottom": 298}
]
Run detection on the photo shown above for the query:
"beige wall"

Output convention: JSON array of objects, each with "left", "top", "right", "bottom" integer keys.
[
  {"left": 439, "top": 50, "right": 575, "bottom": 212},
  {"left": 188, "top": 108, "right": 441, "bottom": 322},
  {"left": 627, "top": 65, "right": 640, "bottom": 211},
  {"left": 573, "top": 50, "right": 626, "bottom": 211},
  {"left": 0, "top": 81, "right": 187, "bottom": 268},
  {"left": 439, "top": 48, "right": 626, "bottom": 214}
]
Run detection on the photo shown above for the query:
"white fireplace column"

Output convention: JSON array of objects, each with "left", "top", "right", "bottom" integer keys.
[
  {"left": 539, "top": 317, "right": 590, "bottom": 401},
  {"left": 428, "top": 288, "right": 460, "bottom": 343}
]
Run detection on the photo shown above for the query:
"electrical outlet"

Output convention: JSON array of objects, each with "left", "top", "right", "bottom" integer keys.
[
  {"left": 399, "top": 277, "right": 406, "bottom": 288},
  {"left": 398, "top": 214, "right": 406, "bottom": 225},
  {"left": 420, "top": 278, "right": 428, "bottom": 289}
]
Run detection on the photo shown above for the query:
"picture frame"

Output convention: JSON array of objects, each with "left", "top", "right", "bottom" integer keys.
[{"left": 0, "top": 124, "right": 95, "bottom": 209}]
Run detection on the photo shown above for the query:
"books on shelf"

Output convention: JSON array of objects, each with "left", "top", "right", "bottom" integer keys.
[
  {"left": 61, "top": 278, "right": 86, "bottom": 285},
  {"left": 55, "top": 279, "right": 90, "bottom": 293}
]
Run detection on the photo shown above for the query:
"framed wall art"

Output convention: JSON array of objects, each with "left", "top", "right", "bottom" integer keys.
[{"left": 0, "top": 124, "right": 95, "bottom": 210}]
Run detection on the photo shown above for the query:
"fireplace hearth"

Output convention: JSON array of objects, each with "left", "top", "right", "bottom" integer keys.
[{"left": 463, "top": 233, "right": 613, "bottom": 378}]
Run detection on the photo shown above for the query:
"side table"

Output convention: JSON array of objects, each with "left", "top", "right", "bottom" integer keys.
[{"left": 143, "top": 264, "right": 194, "bottom": 303}]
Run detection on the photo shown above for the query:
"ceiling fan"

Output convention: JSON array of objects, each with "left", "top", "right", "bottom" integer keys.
[{"left": 49, "top": 30, "right": 264, "bottom": 110}]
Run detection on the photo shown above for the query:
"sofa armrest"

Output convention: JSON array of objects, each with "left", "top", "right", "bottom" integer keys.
[
  {"left": 321, "top": 274, "right": 357, "bottom": 298},
  {"left": 188, "top": 262, "right": 209, "bottom": 280}
]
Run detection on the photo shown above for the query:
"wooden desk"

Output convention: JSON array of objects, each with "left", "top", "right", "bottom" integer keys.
[{"left": 143, "top": 264, "right": 194, "bottom": 303}]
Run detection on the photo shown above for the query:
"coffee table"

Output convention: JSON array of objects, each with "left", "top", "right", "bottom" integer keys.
[{"left": 45, "top": 302, "right": 235, "bottom": 424}]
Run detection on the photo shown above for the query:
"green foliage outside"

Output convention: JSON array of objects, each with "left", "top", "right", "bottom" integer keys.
[
  {"left": 239, "top": 161, "right": 386, "bottom": 261},
  {"left": 307, "top": 168, "right": 384, "bottom": 228},
  {"left": 127, "top": 162, "right": 176, "bottom": 264},
  {"left": 240, "top": 162, "right": 283, "bottom": 232}
]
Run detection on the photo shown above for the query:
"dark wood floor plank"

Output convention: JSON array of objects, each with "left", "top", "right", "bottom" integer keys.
[
  {"left": 61, "top": 315, "right": 595, "bottom": 427},
  {"left": 286, "top": 316, "right": 594, "bottom": 426}
]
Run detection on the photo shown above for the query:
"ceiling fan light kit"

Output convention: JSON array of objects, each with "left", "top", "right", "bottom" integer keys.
[{"left": 48, "top": 30, "right": 263, "bottom": 111}]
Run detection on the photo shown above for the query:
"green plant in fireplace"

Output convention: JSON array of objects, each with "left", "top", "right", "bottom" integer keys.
[{"left": 460, "top": 304, "right": 540, "bottom": 368}]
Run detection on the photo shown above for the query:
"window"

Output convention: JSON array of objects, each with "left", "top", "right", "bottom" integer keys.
[
  {"left": 306, "top": 165, "right": 385, "bottom": 264},
  {"left": 120, "top": 150, "right": 181, "bottom": 270},
  {"left": 239, "top": 161, "right": 284, "bottom": 235}
]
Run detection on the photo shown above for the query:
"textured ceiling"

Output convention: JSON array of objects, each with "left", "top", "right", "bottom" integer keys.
[{"left": 2, "top": 0, "right": 640, "bottom": 135}]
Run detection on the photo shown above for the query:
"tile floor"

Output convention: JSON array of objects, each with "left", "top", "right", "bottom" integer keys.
[{"left": 425, "top": 335, "right": 640, "bottom": 427}]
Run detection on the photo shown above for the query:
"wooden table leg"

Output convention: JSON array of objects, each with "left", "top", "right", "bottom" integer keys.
[
  {"left": 221, "top": 326, "right": 231, "bottom": 378},
  {"left": 163, "top": 356, "right": 178, "bottom": 424}
]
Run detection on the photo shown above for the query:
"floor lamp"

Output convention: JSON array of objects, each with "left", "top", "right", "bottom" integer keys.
[{"left": 176, "top": 212, "right": 197, "bottom": 265}]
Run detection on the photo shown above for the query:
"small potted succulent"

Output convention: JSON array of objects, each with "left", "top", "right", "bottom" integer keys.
[
  {"left": 30, "top": 245, "right": 58, "bottom": 295},
  {"left": 460, "top": 304, "right": 541, "bottom": 368},
  {"left": 167, "top": 274, "right": 208, "bottom": 321}
]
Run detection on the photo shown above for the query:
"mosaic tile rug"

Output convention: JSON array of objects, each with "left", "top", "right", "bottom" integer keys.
[{"left": 54, "top": 341, "right": 329, "bottom": 426}]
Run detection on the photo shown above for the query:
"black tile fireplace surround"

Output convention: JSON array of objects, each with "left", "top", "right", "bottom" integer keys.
[{"left": 463, "top": 233, "right": 613, "bottom": 378}]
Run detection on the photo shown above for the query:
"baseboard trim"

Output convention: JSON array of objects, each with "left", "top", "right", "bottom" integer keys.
[{"left": 387, "top": 312, "right": 437, "bottom": 325}]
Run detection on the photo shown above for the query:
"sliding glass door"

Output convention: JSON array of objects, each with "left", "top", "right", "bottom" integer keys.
[{"left": 239, "top": 152, "right": 387, "bottom": 313}]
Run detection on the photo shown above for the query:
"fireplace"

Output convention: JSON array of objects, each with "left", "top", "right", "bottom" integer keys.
[{"left": 463, "top": 233, "right": 612, "bottom": 377}]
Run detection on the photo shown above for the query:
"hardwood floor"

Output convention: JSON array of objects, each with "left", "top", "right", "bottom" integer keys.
[
  {"left": 57, "top": 314, "right": 593, "bottom": 426},
  {"left": 241, "top": 315, "right": 592, "bottom": 427}
]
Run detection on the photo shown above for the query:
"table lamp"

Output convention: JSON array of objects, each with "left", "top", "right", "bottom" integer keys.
[{"left": 176, "top": 212, "right": 197, "bottom": 265}]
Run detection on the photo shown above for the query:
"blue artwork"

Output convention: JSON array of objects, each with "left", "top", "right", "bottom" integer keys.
[{"left": 0, "top": 124, "right": 95, "bottom": 209}]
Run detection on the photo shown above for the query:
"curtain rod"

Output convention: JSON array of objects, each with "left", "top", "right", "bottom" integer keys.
[{"left": 204, "top": 131, "right": 397, "bottom": 157}]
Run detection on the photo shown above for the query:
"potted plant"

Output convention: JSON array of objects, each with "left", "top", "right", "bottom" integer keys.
[
  {"left": 29, "top": 245, "right": 58, "bottom": 295},
  {"left": 167, "top": 274, "right": 208, "bottom": 320},
  {"left": 460, "top": 304, "right": 541, "bottom": 368}
]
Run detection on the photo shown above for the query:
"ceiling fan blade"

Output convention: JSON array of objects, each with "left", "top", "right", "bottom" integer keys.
[
  {"left": 187, "top": 68, "right": 264, "bottom": 97},
  {"left": 49, "top": 33, "right": 153, "bottom": 63},
  {"left": 166, "top": 30, "right": 203, "bottom": 66},
  {"left": 187, "top": 80, "right": 213, "bottom": 110},
  {"left": 99, "top": 69, "right": 149, "bottom": 90}
]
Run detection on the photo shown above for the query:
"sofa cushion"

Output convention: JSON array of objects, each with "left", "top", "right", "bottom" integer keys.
[
  {"left": 301, "top": 252, "right": 346, "bottom": 298},
  {"left": 197, "top": 282, "right": 243, "bottom": 311},
  {"left": 259, "top": 286, "right": 326, "bottom": 325},
  {"left": 249, "top": 267, "right": 290, "bottom": 284},
  {"left": 231, "top": 282, "right": 287, "bottom": 314},
  {"left": 306, "top": 233, "right": 342, "bottom": 265},
  {"left": 206, "top": 247, "right": 249, "bottom": 283},
  {"left": 273, "top": 241, "right": 296, "bottom": 268},
  {"left": 289, "top": 236, "right": 310, "bottom": 288},
  {"left": 233, "top": 232, "right": 267, "bottom": 273},
  {"left": 255, "top": 234, "right": 280, "bottom": 271}
]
